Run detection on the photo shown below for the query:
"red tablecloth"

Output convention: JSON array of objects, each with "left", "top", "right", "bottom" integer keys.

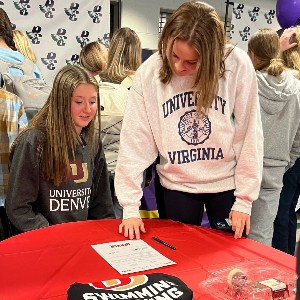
[{"left": 0, "top": 219, "right": 296, "bottom": 299}]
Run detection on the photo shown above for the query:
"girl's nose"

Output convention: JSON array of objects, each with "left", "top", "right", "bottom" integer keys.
[
  {"left": 174, "top": 60, "right": 185, "bottom": 73},
  {"left": 84, "top": 102, "right": 91, "bottom": 112}
]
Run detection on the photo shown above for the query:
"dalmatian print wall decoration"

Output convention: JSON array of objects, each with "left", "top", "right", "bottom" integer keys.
[
  {"left": 66, "top": 54, "right": 80, "bottom": 65},
  {"left": 248, "top": 7, "right": 260, "bottom": 22},
  {"left": 265, "top": 10, "right": 276, "bottom": 25},
  {"left": 228, "top": 24, "right": 235, "bottom": 40},
  {"left": 1, "top": 0, "right": 112, "bottom": 84},
  {"left": 65, "top": 2, "right": 79, "bottom": 21},
  {"left": 239, "top": 26, "right": 250, "bottom": 42},
  {"left": 98, "top": 33, "right": 110, "bottom": 48},
  {"left": 27, "top": 26, "right": 42, "bottom": 44},
  {"left": 76, "top": 30, "right": 90, "bottom": 48},
  {"left": 51, "top": 28, "right": 68, "bottom": 46},
  {"left": 41, "top": 52, "right": 57, "bottom": 70},
  {"left": 230, "top": 2, "right": 279, "bottom": 52},
  {"left": 88, "top": 5, "right": 102, "bottom": 23},
  {"left": 14, "top": 0, "right": 31, "bottom": 16},
  {"left": 232, "top": 4, "right": 244, "bottom": 20},
  {"left": 39, "top": 0, "right": 55, "bottom": 18}
]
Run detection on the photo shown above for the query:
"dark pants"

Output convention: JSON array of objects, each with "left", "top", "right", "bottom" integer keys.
[
  {"left": 157, "top": 186, "right": 235, "bottom": 228},
  {"left": 272, "top": 158, "right": 300, "bottom": 255},
  {"left": 0, "top": 206, "right": 14, "bottom": 241}
]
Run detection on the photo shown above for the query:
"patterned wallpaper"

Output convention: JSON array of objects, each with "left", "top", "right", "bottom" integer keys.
[
  {"left": 0, "top": 0, "right": 110, "bottom": 84},
  {"left": 230, "top": 3, "right": 280, "bottom": 52}
]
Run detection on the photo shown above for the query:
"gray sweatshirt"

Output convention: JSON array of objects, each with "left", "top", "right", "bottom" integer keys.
[{"left": 256, "top": 70, "right": 300, "bottom": 168}]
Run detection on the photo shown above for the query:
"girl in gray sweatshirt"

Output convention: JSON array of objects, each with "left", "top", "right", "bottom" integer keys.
[
  {"left": 247, "top": 28, "right": 300, "bottom": 246},
  {"left": 6, "top": 65, "right": 115, "bottom": 233}
]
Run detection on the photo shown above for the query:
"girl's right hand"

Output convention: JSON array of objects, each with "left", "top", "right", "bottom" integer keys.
[
  {"left": 119, "top": 217, "right": 146, "bottom": 239},
  {"left": 280, "top": 28, "right": 298, "bottom": 52}
]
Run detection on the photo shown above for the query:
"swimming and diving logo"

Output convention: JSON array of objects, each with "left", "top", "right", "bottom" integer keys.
[
  {"left": 90, "top": 275, "right": 148, "bottom": 290},
  {"left": 178, "top": 110, "right": 211, "bottom": 145}
]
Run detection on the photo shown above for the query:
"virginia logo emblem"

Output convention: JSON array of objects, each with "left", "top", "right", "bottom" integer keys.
[{"left": 178, "top": 110, "right": 211, "bottom": 145}]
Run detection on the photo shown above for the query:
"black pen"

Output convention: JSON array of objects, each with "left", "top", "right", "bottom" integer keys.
[{"left": 152, "top": 236, "right": 176, "bottom": 250}]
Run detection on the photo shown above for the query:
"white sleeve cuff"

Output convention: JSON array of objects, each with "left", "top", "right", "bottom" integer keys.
[
  {"left": 123, "top": 205, "right": 141, "bottom": 219},
  {"left": 231, "top": 198, "right": 253, "bottom": 216}
]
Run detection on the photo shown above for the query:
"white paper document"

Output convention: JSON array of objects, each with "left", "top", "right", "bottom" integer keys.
[{"left": 91, "top": 240, "right": 176, "bottom": 274}]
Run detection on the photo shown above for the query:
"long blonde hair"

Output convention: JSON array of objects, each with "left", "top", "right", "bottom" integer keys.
[
  {"left": 100, "top": 27, "right": 141, "bottom": 83},
  {"left": 13, "top": 65, "right": 100, "bottom": 186},
  {"left": 13, "top": 29, "right": 37, "bottom": 63},
  {"left": 281, "top": 25, "right": 300, "bottom": 78},
  {"left": 248, "top": 28, "right": 285, "bottom": 77},
  {"left": 158, "top": 1, "right": 227, "bottom": 114}
]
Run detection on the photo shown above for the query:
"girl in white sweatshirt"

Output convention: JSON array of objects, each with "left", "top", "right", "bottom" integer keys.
[{"left": 115, "top": 0, "right": 263, "bottom": 240}]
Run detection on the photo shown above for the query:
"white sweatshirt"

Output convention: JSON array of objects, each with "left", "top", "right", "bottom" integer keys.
[{"left": 115, "top": 47, "right": 263, "bottom": 219}]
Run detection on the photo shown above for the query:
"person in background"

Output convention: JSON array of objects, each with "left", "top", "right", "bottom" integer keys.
[
  {"left": 0, "top": 8, "right": 43, "bottom": 80},
  {"left": 246, "top": 28, "right": 300, "bottom": 246},
  {"left": 115, "top": 1, "right": 263, "bottom": 239},
  {"left": 0, "top": 88, "right": 27, "bottom": 240},
  {"left": 281, "top": 25, "right": 300, "bottom": 80},
  {"left": 99, "top": 27, "right": 141, "bottom": 84},
  {"left": 99, "top": 27, "right": 142, "bottom": 218},
  {"left": 5, "top": 65, "right": 115, "bottom": 233},
  {"left": 79, "top": 41, "right": 108, "bottom": 76},
  {"left": 13, "top": 29, "right": 37, "bottom": 64},
  {"left": 272, "top": 26, "right": 300, "bottom": 255},
  {"left": 279, "top": 27, "right": 299, "bottom": 53}
]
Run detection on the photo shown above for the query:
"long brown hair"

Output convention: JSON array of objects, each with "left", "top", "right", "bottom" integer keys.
[
  {"left": 80, "top": 41, "right": 108, "bottom": 74},
  {"left": 158, "top": 1, "right": 227, "bottom": 114},
  {"left": 248, "top": 28, "right": 285, "bottom": 77},
  {"left": 100, "top": 27, "right": 141, "bottom": 83},
  {"left": 13, "top": 65, "right": 100, "bottom": 186},
  {"left": 0, "top": 8, "right": 17, "bottom": 50}
]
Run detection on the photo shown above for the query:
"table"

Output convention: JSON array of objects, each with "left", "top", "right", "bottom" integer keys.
[{"left": 0, "top": 219, "right": 296, "bottom": 299}]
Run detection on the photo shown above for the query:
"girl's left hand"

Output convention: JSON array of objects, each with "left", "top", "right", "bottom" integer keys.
[{"left": 229, "top": 210, "right": 250, "bottom": 239}]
